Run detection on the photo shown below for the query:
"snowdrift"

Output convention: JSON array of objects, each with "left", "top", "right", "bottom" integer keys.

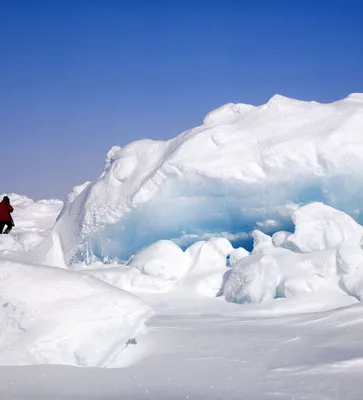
[
  {"left": 83, "top": 237, "right": 233, "bottom": 297},
  {"left": 0, "top": 259, "right": 153, "bottom": 367},
  {"left": 223, "top": 202, "right": 363, "bottom": 304},
  {"left": 49, "top": 93, "right": 363, "bottom": 265}
]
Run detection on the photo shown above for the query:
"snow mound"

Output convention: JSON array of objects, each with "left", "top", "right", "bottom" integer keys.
[
  {"left": 47, "top": 94, "right": 363, "bottom": 265},
  {"left": 224, "top": 203, "right": 363, "bottom": 304},
  {"left": 127, "top": 240, "right": 190, "bottom": 281},
  {"left": 224, "top": 254, "right": 281, "bottom": 303},
  {"left": 182, "top": 238, "right": 232, "bottom": 296},
  {"left": 0, "top": 259, "right": 153, "bottom": 367},
  {"left": 288, "top": 202, "right": 363, "bottom": 252},
  {"left": 84, "top": 238, "right": 233, "bottom": 297}
]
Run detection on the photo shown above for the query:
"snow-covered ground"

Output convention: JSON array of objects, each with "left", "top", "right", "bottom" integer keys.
[
  {"left": 1, "top": 292, "right": 363, "bottom": 399},
  {"left": 2, "top": 95, "right": 363, "bottom": 399}
]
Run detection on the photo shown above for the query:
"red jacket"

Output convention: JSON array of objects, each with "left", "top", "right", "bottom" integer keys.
[{"left": 0, "top": 200, "right": 13, "bottom": 221}]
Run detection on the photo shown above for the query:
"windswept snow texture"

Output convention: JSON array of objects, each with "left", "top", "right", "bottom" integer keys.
[
  {"left": 53, "top": 94, "right": 363, "bottom": 264},
  {"left": 0, "top": 259, "right": 152, "bottom": 367}
]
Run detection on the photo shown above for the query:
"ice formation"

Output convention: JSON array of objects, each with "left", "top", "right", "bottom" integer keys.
[
  {"left": 48, "top": 94, "right": 363, "bottom": 265},
  {"left": 223, "top": 202, "right": 363, "bottom": 304}
]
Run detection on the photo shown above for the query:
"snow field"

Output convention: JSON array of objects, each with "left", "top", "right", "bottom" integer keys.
[
  {"left": 2, "top": 94, "right": 363, "bottom": 400},
  {"left": 3, "top": 196, "right": 363, "bottom": 369}
]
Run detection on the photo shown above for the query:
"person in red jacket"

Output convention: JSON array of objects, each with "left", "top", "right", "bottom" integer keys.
[{"left": 0, "top": 196, "right": 14, "bottom": 234}]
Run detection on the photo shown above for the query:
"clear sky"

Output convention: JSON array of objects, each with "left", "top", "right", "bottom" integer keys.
[{"left": 1, "top": 0, "right": 362, "bottom": 200}]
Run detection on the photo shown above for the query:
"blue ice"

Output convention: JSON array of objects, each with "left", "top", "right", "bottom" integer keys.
[{"left": 74, "top": 173, "right": 363, "bottom": 264}]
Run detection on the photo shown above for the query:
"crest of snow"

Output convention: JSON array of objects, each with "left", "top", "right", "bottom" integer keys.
[
  {"left": 0, "top": 259, "right": 153, "bottom": 367},
  {"left": 229, "top": 247, "right": 249, "bottom": 265},
  {"left": 251, "top": 230, "right": 275, "bottom": 254},
  {"left": 271, "top": 230, "right": 295, "bottom": 250},
  {"left": 288, "top": 202, "right": 363, "bottom": 252},
  {"left": 67, "top": 181, "right": 91, "bottom": 203},
  {"left": 203, "top": 102, "right": 255, "bottom": 125},
  {"left": 181, "top": 238, "right": 232, "bottom": 296},
  {"left": 43, "top": 94, "right": 363, "bottom": 265}
]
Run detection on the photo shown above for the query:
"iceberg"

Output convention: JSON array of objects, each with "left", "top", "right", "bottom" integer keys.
[{"left": 50, "top": 94, "right": 363, "bottom": 265}]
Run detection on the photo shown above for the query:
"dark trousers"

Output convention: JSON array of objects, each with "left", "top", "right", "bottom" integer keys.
[{"left": 0, "top": 221, "right": 12, "bottom": 234}]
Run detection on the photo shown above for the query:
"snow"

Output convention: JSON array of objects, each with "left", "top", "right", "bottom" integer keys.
[
  {"left": 0, "top": 292, "right": 362, "bottom": 400},
  {"left": 82, "top": 238, "right": 233, "bottom": 296},
  {"left": 224, "top": 254, "right": 281, "bottom": 303},
  {"left": 0, "top": 259, "right": 152, "bottom": 367},
  {"left": 2, "top": 94, "right": 363, "bottom": 398},
  {"left": 228, "top": 246, "right": 249, "bottom": 265},
  {"left": 0, "top": 193, "right": 63, "bottom": 252},
  {"left": 46, "top": 94, "right": 363, "bottom": 265},
  {"left": 223, "top": 202, "right": 363, "bottom": 304},
  {"left": 127, "top": 240, "right": 190, "bottom": 281},
  {"left": 288, "top": 202, "right": 363, "bottom": 252},
  {"left": 182, "top": 237, "right": 232, "bottom": 296}
]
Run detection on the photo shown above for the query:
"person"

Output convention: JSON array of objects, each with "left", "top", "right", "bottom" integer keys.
[{"left": 0, "top": 196, "right": 14, "bottom": 234}]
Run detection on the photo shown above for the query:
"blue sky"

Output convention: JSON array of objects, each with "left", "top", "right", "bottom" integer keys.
[{"left": 1, "top": 0, "right": 362, "bottom": 200}]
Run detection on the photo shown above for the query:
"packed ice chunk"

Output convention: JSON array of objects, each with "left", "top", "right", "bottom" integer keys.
[
  {"left": 223, "top": 203, "right": 363, "bottom": 305},
  {"left": 271, "top": 230, "right": 297, "bottom": 251},
  {"left": 85, "top": 238, "right": 233, "bottom": 296},
  {"left": 224, "top": 255, "right": 281, "bottom": 303},
  {"left": 224, "top": 247, "right": 339, "bottom": 304},
  {"left": 251, "top": 230, "right": 275, "bottom": 255},
  {"left": 0, "top": 259, "right": 153, "bottom": 367},
  {"left": 288, "top": 202, "right": 363, "bottom": 252},
  {"left": 183, "top": 238, "right": 233, "bottom": 296},
  {"left": 223, "top": 204, "right": 363, "bottom": 304},
  {"left": 127, "top": 240, "right": 190, "bottom": 281},
  {"left": 49, "top": 94, "right": 363, "bottom": 265},
  {"left": 229, "top": 247, "right": 249, "bottom": 266}
]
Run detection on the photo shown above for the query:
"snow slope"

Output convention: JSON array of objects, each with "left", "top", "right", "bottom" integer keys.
[
  {"left": 0, "top": 194, "right": 153, "bottom": 368},
  {"left": 50, "top": 94, "right": 363, "bottom": 265},
  {"left": 0, "top": 259, "right": 153, "bottom": 367}
]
